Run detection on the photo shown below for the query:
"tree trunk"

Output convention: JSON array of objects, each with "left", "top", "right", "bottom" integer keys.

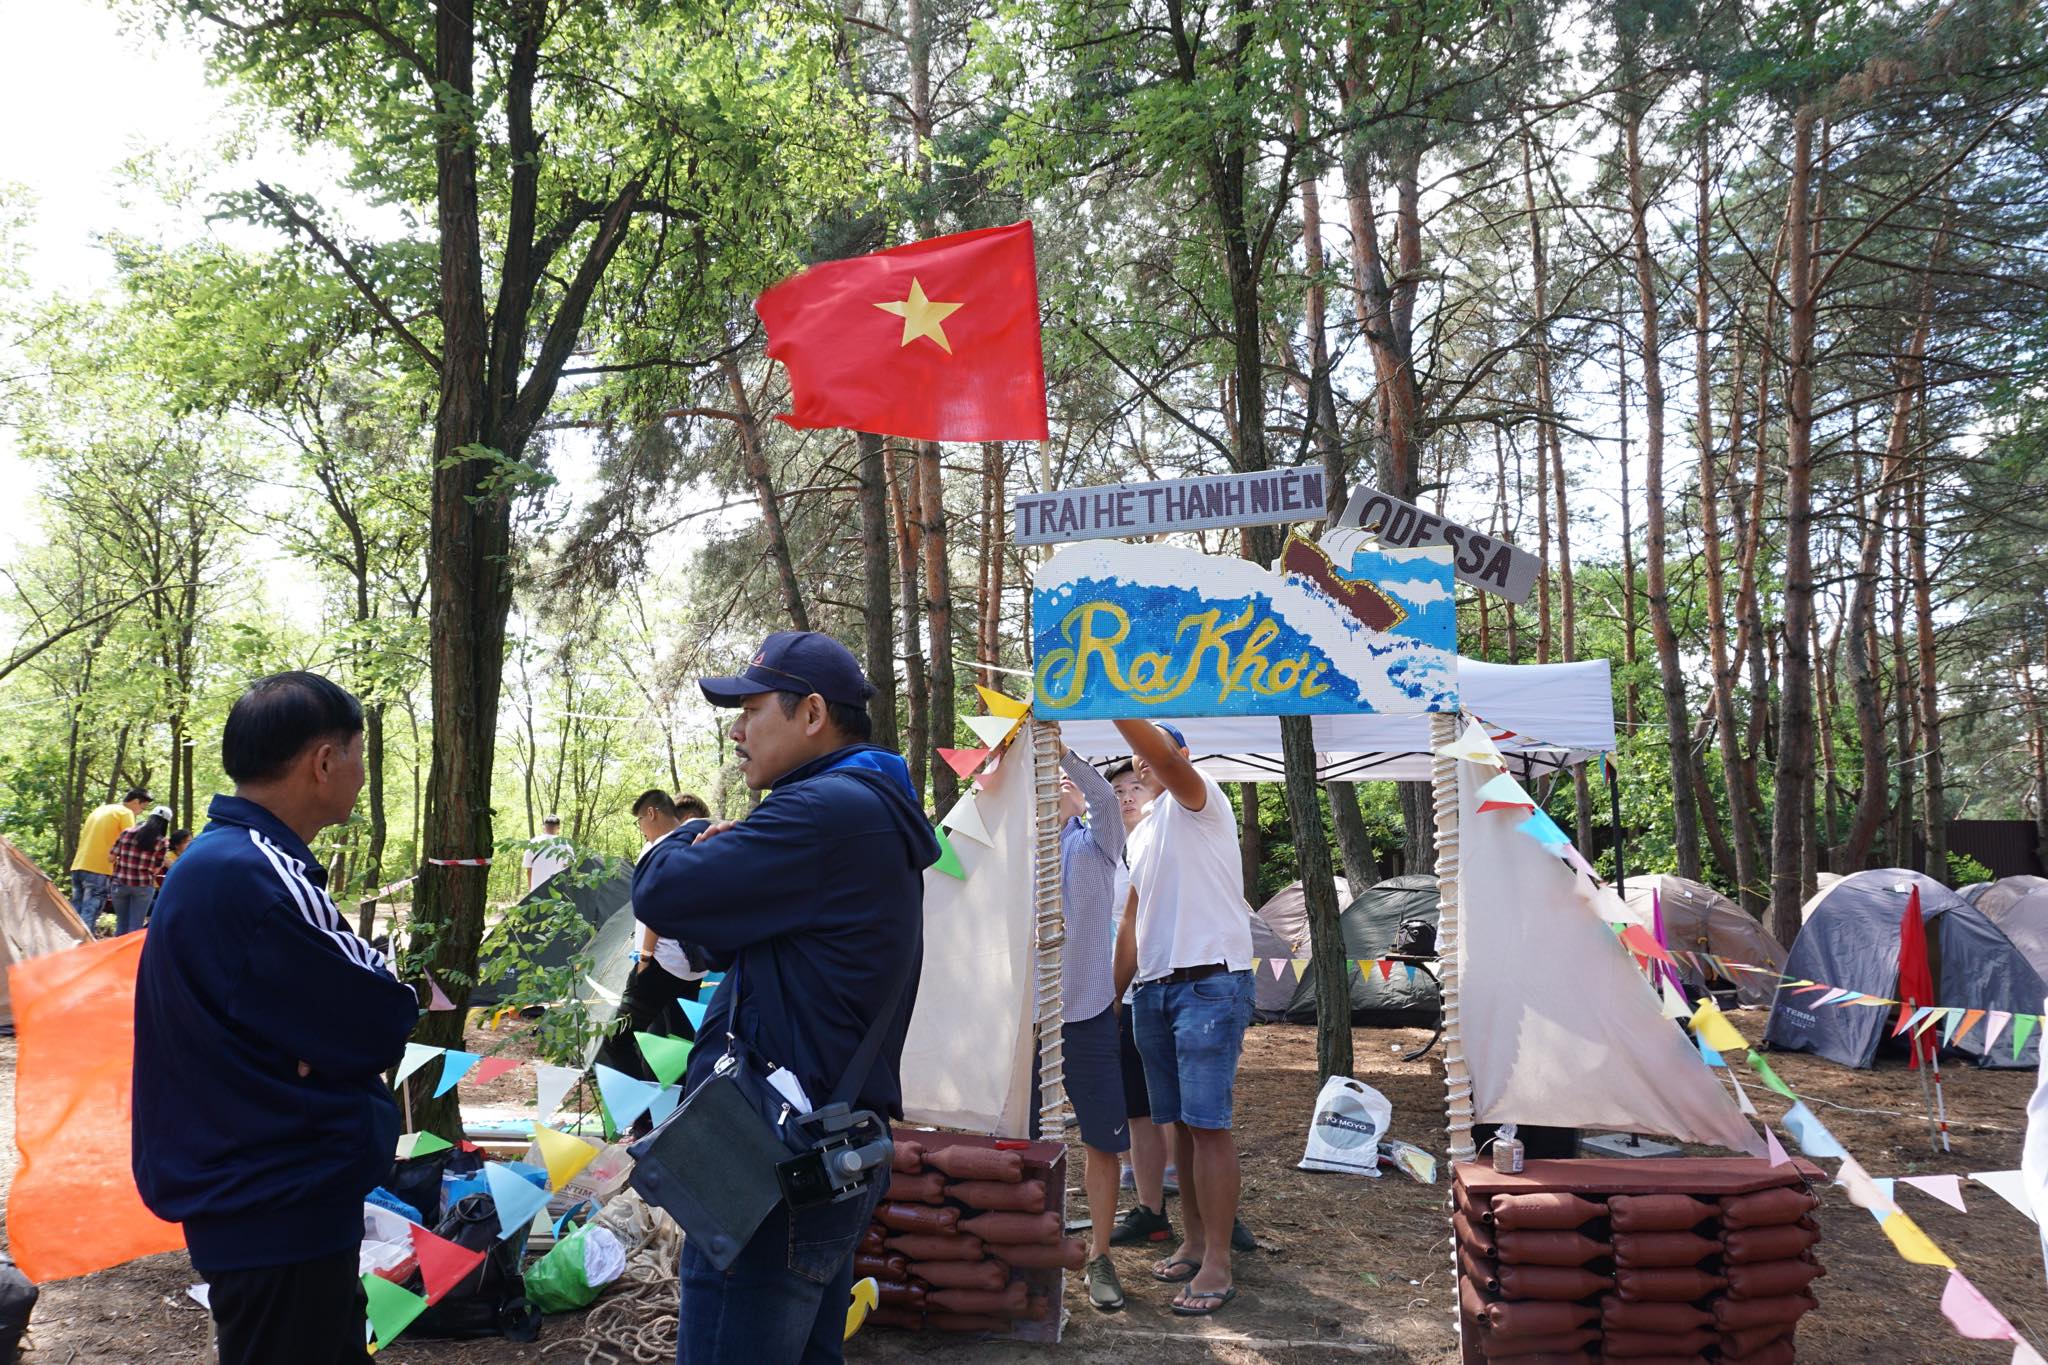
[
  {"left": 920, "top": 440, "right": 958, "bottom": 811},
  {"left": 1617, "top": 309, "right": 1640, "bottom": 725},
  {"left": 1769, "top": 101, "right": 1820, "bottom": 949},
  {"left": 722, "top": 356, "right": 810, "bottom": 631},
  {"left": 1238, "top": 783, "right": 1264, "bottom": 907},
  {"left": 1625, "top": 106, "right": 1703, "bottom": 883},
  {"left": 887, "top": 444, "right": 929, "bottom": 801},
  {"left": 1327, "top": 782, "right": 1379, "bottom": 891},
  {"left": 856, "top": 432, "right": 898, "bottom": 750},
  {"left": 1836, "top": 443, "right": 1894, "bottom": 870},
  {"left": 1910, "top": 427, "right": 1946, "bottom": 878}
]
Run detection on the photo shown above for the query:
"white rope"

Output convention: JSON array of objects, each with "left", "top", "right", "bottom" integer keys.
[
  {"left": 1432, "top": 710, "right": 1475, "bottom": 1164},
  {"left": 1031, "top": 718, "right": 1072, "bottom": 1140}
]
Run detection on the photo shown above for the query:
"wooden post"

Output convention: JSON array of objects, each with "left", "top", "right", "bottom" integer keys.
[
  {"left": 1030, "top": 717, "right": 1070, "bottom": 1140},
  {"left": 1433, "top": 710, "right": 1476, "bottom": 1163}
]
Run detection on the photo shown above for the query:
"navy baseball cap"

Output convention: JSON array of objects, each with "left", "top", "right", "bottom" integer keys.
[
  {"left": 1156, "top": 723, "right": 1188, "bottom": 751},
  {"left": 699, "top": 631, "right": 876, "bottom": 709}
]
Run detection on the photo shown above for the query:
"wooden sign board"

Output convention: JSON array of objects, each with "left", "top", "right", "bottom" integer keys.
[
  {"left": 1336, "top": 486, "right": 1540, "bottom": 604},
  {"left": 1013, "top": 468, "right": 1327, "bottom": 546},
  {"left": 1031, "top": 535, "right": 1457, "bottom": 720}
]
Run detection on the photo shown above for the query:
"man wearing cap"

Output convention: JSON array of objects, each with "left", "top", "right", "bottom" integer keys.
[
  {"left": 1112, "top": 719, "right": 1255, "bottom": 1317},
  {"left": 632, "top": 630, "right": 938, "bottom": 1365}
]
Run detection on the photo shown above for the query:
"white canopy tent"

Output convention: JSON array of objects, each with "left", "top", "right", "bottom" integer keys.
[{"left": 1056, "top": 658, "right": 1614, "bottom": 781}]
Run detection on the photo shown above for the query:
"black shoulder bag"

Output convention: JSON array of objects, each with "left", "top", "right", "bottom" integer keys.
[{"left": 627, "top": 952, "right": 906, "bottom": 1269}]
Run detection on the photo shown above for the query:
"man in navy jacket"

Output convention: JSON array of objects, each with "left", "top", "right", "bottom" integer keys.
[
  {"left": 134, "top": 672, "right": 420, "bottom": 1364},
  {"left": 633, "top": 630, "right": 936, "bottom": 1365}
]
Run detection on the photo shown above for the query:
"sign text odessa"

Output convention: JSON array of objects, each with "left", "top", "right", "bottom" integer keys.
[{"left": 1336, "top": 485, "right": 1539, "bottom": 604}]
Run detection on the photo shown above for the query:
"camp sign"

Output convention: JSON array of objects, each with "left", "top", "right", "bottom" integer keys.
[
  {"left": 1337, "top": 485, "right": 1539, "bottom": 604},
  {"left": 1031, "top": 534, "right": 1458, "bottom": 720},
  {"left": 1012, "top": 468, "right": 1327, "bottom": 545}
]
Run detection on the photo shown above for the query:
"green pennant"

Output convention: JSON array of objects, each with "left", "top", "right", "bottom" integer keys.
[
  {"left": 635, "top": 1031, "right": 694, "bottom": 1087},
  {"left": 596, "top": 1090, "right": 619, "bottom": 1143},
  {"left": 405, "top": 1130, "right": 453, "bottom": 1160},
  {"left": 2014, "top": 1013, "right": 2038, "bottom": 1060},
  {"left": 1746, "top": 1050, "right": 1798, "bottom": 1101},
  {"left": 931, "top": 827, "right": 966, "bottom": 880},
  {"left": 363, "top": 1272, "right": 428, "bottom": 1348}
]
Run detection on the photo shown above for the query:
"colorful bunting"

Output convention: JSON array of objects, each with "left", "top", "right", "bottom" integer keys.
[
  {"left": 1515, "top": 807, "right": 1570, "bottom": 847},
  {"left": 1985, "top": 1010, "right": 2013, "bottom": 1055},
  {"left": 1622, "top": 924, "right": 1676, "bottom": 966},
  {"left": 594, "top": 1064, "right": 664, "bottom": 1129},
  {"left": 939, "top": 792, "right": 994, "bottom": 847},
  {"left": 1746, "top": 1050, "right": 1797, "bottom": 1101},
  {"left": 650, "top": 1084, "right": 682, "bottom": 1126},
  {"left": 363, "top": 1272, "right": 428, "bottom": 1348},
  {"left": 1561, "top": 845, "right": 1597, "bottom": 878},
  {"left": 936, "top": 747, "right": 991, "bottom": 780},
  {"left": 1954, "top": 1009, "right": 1986, "bottom": 1046},
  {"left": 1780, "top": 1102, "right": 1847, "bottom": 1160},
  {"left": 1941, "top": 1269, "right": 2018, "bottom": 1339},
  {"left": 434, "top": 1051, "right": 481, "bottom": 1097},
  {"left": 2014, "top": 1013, "right": 2038, "bottom": 1059},
  {"left": 1438, "top": 719, "right": 1506, "bottom": 768},
  {"left": 930, "top": 827, "right": 967, "bottom": 880},
  {"left": 481, "top": 1162, "right": 552, "bottom": 1242},
  {"left": 584, "top": 974, "right": 624, "bottom": 1007},
  {"left": 398, "top": 1130, "right": 453, "bottom": 1160},
  {"left": 1837, "top": 1155, "right": 1900, "bottom": 1219},
  {"left": 534, "top": 1063, "right": 583, "bottom": 1121},
  {"left": 1880, "top": 1210, "right": 1955, "bottom": 1267},
  {"left": 1970, "top": 1170, "right": 2037, "bottom": 1224},
  {"left": 1697, "top": 1036, "right": 1724, "bottom": 1067},
  {"left": 1690, "top": 1000, "right": 1748, "bottom": 1054},
  {"left": 470, "top": 1057, "right": 521, "bottom": 1087},
  {"left": 975, "top": 685, "right": 1029, "bottom": 720},
  {"left": 1660, "top": 979, "right": 1693, "bottom": 1020},
  {"left": 963, "top": 713, "right": 1023, "bottom": 751},
  {"left": 1727, "top": 1068, "right": 1758, "bottom": 1116},
  {"left": 1474, "top": 772, "right": 1535, "bottom": 813},
  {"left": 1868, "top": 1177, "right": 1898, "bottom": 1223},
  {"left": 679, "top": 996, "right": 709, "bottom": 1030},
  {"left": 532, "top": 1123, "right": 601, "bottom": 1190},
  {"left": 2014, "top": 1341, "right": 2048, "bottom": 1365},
  {"left": 1902, "top": 1173, "right": 1968, "bottom": 1213},
  {"left": 635, "top": 1032, "right": 694, "bottom": 1087},
  {"left": 410, "top": 1223, "right": 486, "bottom": 1305},
  {"left": 1377, "top": 958, "right": 1394, "bottom": 980},
  {"left": 1762, "top": 1125, "right": 1791, "bottom": 1167},
  {"left": 426, "top": 977, "right": 457, "bottom": 1012},
  {"left": 393, "top": 1042, "right": 441, "bottom": 1090}
]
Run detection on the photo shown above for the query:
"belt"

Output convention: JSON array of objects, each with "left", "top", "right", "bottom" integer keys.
[{"left": 1156, "top": 963, "right": 1229, "bottom": 985}]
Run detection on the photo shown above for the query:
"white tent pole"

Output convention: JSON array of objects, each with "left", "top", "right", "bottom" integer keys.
[
  {"left": 1433, "top": 709, "right": 1476, "bottom": 1163},
  {"left": 1030, "top": 717, "right": 1071, "bottom": 1140}
]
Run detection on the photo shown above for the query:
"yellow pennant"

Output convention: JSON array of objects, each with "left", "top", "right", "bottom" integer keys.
[
  {"left": 1879, "top": 1210, "right": 1955, "bottom": 1268},
  {"left": 976, "top": 685, "right": 1030, "bottom": 721},
  {"left": 1690, "top": 999, "right": 1750, "bottom": 1054},
  {"left": 531, "top": 1122, "right": 600, "bottom": 1191}
]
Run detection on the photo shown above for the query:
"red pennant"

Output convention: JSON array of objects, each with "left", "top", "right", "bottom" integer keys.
[
  {"left": 1618, "top": 924, "right": 1676, "bottom": 965},
  {"left": 469, "top": 1056, "right": 521, "bottom": 1086},
  {"left": 1377, "top": 958, "right": 1393, "bottom": 979},
  {"left": 411, "top": 1223, "right": 487, "bottom": 1305},
  {"left": 937, "top": 747, "right": 991, "bottom": 780}
]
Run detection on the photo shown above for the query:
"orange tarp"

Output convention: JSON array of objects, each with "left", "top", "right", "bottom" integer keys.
[{"left": 8, "top": 933, "right": 183, "bottom": 1281}]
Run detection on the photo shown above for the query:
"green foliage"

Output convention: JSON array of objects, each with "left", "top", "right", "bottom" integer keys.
[{"left": 1947, "top": 852, "right": 1994, "bottom": 889}]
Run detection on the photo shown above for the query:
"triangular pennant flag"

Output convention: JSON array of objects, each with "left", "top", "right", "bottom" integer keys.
[
  {"left": 1622, "top": 924, "right": 1677, "bottom": 966},
  {"left": 1404, "top": 962, "right": 1417, "bottom": 982},
  {"left": 1943, "top": 1007, "right": 1968, "bottom": 1047},
  {"left": 593, "top": 1063, "right": 664, "bottom": 1128},
  {"left": 1561, "top": 844, "right": 1596, "bottom": 878},
  {"left": 1690, "top": 999, "right": 1748, "bottom": 1053},
  {"left": 1914, "top": 1009, "right": 1946, "bottom": 1039},
  {"left": 399, "top": 1130, "right": 454, "bottom": 1160},
  {"left": 929, "top": 827, "right": 967, "bottom": 880},
  {"left": 1437, "top": 718, "right": 1506, "bottom": 768},
  {"left": 1763, "top": 1125, "right": 1791, "bottom": 1166},
  {"left": 1272, "top": 957, "right": 1292, "bottom": 981},
  {"left": 482, "top": 1162, "right": 553, "bottom": 1241},
  {"left": 1879, "top": 1210, "right": 1955, "bottom": 1267},
  {"left": 534, "top": 1063, "right": 582, "bottom": 1121},
  {"left": 470, "top": 1056, "right": 521, "bottom": 1087},
  {"left": 1897, "top": 1005, "right": 1935, "bottom": 1037},
  {"left": 963, "top": 713, "right": 1023, "bottom": 751},
  {"left": 1698, "top": 1036, "right": 1725, "bottom": 1067},
  {"left": 1660, "top": 979, "right": 1693, "bottom": 1020},
  {"left": 434, "top": 1050, "right": 481, "bottom": 1097},
  {"left": 1780, "top": 1101, "right": 1847, "bottom": 1160},
  {"left": 427, "top": 976, "right": 457, "bottom": 1012},
  {"left": 1943, "top": 1269, "right": 2020, "bottom": 1340},
  {"left": 635, "top": 1032, "right": 694, "bottom": 1087},
  {"left": 584, "top": 974, "right": 624, "bottom": 1007},
  {"left": 936, "top": 747, "right": 991, "bottom": 780},
  {"left": 939, "top": 792, "right": 994, "bottom": 847},
  {"left": 679, "top": 996, "right": 709, "bottom": 1031},
  {"left": 410, "top": 1223, "right": 487, "bottom": 1306},
  {"left": 1290, "top": 958, "right": 1306, "bottom": 981},
  {"left": 393, "top": 1042, "right": 441, "bottom": 1090},
  {"left": 1954, "top": 1008, "right": 1987, "bottom": 1046},
  {"left": 1971, "top": 1170, "right": 2038, "bottom": 1223},
  {"left": 553, "top": 1198, "right": 592, "bottom": 1239},
  {"left": 1746, "top": 1049, "right": 1798, "bottom": 1101},
  {"left": 1727, "top": 1068, "right": 1758, "bottom": 1116},
  {"left": 362, "top": 1272, "right": 428, "bottom": 1347},
  {"left": 1985, "top": 1010, "right": 2013, "bottom": 1054},
  {"left": 1251, "top": 957, "right": 1262, "bottom": 979},
  {"left": 1838, "top": 1154, "right": 1902, "bottom": 1218},
  {"left": 975, "top": 685, "right": 1029, "bottom": 720},
  {"left": 1902, "top": 1173, "right": 1967, "bottom": 1213},
  {"left": 1474, "top": 772, "right": 1536, "bottom": 813},
  {"left": 532, "top": 1123, "right": 601, "bottom": 1191},
  {"left": 1868, "top": 1177, "right": 1898, "bottom": 1223},
  {"left": 1515, "top": 807, "right": 1570, "bottom": 847},
  {"left": 2014, "top": 1013, "right": 2039, "bottom": 1059},
  {"left": 1815, "top": 987, "right": 1853, "bottom": 1006},
  {"left": 650, "top": 1084, "right": 682, "bottom": 1126},
  {"left": 2014, "top": 1341, "right": 2048, "bottom": 1365},
  {"left": 1377, "top": 958, "right": 1393, "bottom": 980}
]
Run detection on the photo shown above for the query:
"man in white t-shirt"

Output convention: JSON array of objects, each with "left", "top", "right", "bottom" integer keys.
[
  {"left": 522, "top": 815, "right": 572, "bottom": 891},
  {"left": 1112, "top": 720, "right": 1255, "bottom": 1317}
]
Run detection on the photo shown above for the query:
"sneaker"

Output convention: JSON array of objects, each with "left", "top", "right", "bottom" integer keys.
[
  {"left": 1109, "top": 1202, "right": 1174, "bottom": 1246},
  {"left": 1231, "top": 1217, "right": 1257, "bottom": 1253},
  {"left": 1085, "top": 1253, "right": 1126, "bottom": 1312}
]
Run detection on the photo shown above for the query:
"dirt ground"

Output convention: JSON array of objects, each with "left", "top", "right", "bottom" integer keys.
[{"left": 5, "top": 1016, "right": 2044, "bottom": 1363}]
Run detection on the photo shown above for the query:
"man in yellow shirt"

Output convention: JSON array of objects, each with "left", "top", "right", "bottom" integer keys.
[{"left": 72, "top": 787, "right": 152, "bottom": 937}]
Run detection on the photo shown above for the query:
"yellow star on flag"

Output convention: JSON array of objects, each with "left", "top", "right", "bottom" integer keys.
[{"left": 875, "top": 277, "right": 964, "bottom": 353}]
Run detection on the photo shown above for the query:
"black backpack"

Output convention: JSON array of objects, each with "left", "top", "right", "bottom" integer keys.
[{"left": 404, "top": 1192, "right": 542, "bottom": 1342}]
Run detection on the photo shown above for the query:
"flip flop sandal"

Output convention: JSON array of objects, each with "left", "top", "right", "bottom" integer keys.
[
  {"left": 1172, "top": 1285, "right": 1239, "bottom": 1316},
  {"left": 1151, "top": 1257, "right": 1202, "bottom": 1283}
]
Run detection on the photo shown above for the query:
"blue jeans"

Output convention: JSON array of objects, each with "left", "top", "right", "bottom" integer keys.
[
  {"left": 676, "top": 1177, "right": 883, "bottom": 1364},
  {"left": 1133, "top": 970, "right": 1255, "bottom": 1130},
  {"left": 110, "top": 884, "right": 153, "bottom": 935},
  {"left": 70, "top": 871, "right": 110, "bottom": 937}
]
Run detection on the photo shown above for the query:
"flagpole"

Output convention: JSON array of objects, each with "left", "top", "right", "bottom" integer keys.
[
  {"left": 1432, "top": 710, "right": 1475, "bottom": 1164},
  {"left": 1030, "top": 717, "right": 1070, "bottom": 1142}
]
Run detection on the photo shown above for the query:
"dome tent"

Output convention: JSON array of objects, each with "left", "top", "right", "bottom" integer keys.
[
  {"left": 1977, "top": 876, "right": 2048, "bottom": 920},
  {"left": 1981, "top": 884, "right": 2048, "bottom": 986},
  {"left": 1764, "top": 869, "right": 2045, "bottom": 1069},
  {"left": 1620, "top": 874, "right": 1786, "bottom": 1009},
  {"left": 1267, "top": 875, "right": 1441, "bottom": 1026}
]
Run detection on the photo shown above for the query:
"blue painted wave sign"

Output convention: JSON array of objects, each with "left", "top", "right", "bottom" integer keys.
[
  {"left": 1336, "top": 485, "right": 1539, "bottom": 604},
  {"left": 1012, "top": 468, "right": 1327, "bottom": 545}
]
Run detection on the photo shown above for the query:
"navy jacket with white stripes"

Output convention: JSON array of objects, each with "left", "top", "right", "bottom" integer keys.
[{"left": 133, "top": 794, "right": 420, "bottom": 1273}]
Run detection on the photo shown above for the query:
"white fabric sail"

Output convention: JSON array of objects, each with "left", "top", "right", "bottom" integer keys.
[{"left": 1456, "top": 756, "right": 1764, "bottom": 1154}]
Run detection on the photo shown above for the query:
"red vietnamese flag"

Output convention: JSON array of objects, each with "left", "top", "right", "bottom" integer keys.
[{"left": 755, "top": 221, "right": 1048, "bottom": 442}]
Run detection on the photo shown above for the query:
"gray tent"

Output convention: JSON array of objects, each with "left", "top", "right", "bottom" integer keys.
[
  {"left": 471, "top": 856, "right": 634, "bottom": 1007},
  {"left": 1978, "top": 876, "right": 2048, "bottom": 920},
  {"left": 1981, "top": 885, "right": 2048, "bottom": 986},
  {"left": 1765, "top": 869, "right": 2044, "bottom": 1069},
  {"left": 1266, "top": 875, "right": 1440, "bottom": 1025},
  {"left": 1249, "top": 909, "right": 1298, "bottom": 1016}
]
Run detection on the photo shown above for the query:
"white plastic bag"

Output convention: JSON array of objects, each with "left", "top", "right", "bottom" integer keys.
[{"left": 1298, "top": 1076, "right": 1391, "bottom": 1175}]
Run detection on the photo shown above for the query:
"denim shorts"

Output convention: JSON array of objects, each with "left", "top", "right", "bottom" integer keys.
[{"left": 1132, "top": 970, "right": 1254, "bottom": 1130}]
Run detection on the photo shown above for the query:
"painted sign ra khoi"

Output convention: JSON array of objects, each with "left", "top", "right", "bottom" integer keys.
[{"left": 1031, "top": 531, "right": 1459, "bottom": 720}]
